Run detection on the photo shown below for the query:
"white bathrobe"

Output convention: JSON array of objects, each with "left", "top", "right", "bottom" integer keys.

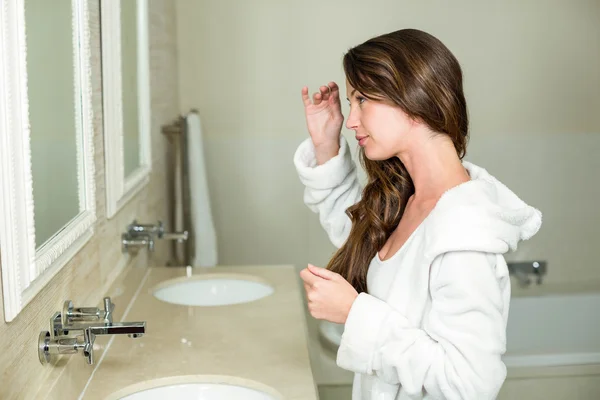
[{"left": 294, "top": 136, "right": 543, "bottom": 400}]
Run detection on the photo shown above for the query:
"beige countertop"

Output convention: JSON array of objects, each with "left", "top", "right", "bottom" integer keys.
[{"left": 44, "top": 265, "right": 319, "bottom": 400}]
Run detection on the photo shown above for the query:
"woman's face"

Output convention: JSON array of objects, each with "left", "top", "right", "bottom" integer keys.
[{"left": 345, "top": 80, "right": 415, "bottom": 160}]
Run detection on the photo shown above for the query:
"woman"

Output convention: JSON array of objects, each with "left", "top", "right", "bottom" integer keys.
[{"left": 294, "top": 29, "right": 542, "bottom": 400}]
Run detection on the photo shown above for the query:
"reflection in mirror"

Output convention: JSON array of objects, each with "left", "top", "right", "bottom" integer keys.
[
  {"left": 25, "top": 0, "right": 80, "bottom": 247},
  {"left": 121, "top": 0, "right": 141, "bottom": 177},
  {"left": 102, "top": 0, "right": 151, "bottom": 218}
]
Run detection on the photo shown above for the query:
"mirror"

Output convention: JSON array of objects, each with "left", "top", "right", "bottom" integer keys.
[
  {"left": 121, "top": 0, "right": 142, "bottom": 177},
  {"left": 26, "top": 0, "right": 81, "bottom": 247},
  {"left": 102, "top": 0, "right": 151, "bottom": 218},
  {"left": 0, "top": 0, "right": 96, "bottom": 321}
]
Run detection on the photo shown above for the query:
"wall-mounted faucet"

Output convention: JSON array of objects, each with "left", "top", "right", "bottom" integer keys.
[
  {"left": 121, "top": 232, "right": 155, "bottom": 254},
  {"left": 38, "top": 296, "right": 146, "bottom": 365},
  {"left": 121, "top": 220, "right": 188, "bottom": 254},
  {"left": 507, "top": 260, "right": 547, "bottom": 287},
  {"left": 128, "top": 220, "right": 188, "bottom": 242}
]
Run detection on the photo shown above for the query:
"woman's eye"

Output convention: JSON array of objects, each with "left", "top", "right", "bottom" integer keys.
[{"left": 347, "top": 96, "right": 366, "bottom": 106}]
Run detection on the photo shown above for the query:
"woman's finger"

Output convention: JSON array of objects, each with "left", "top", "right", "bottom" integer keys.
[
  {"left": 303, "top": 282, "right": 310, "bottom": 294},
  {"left": 301, "top": 86, "right": 311, "bottom": 107},
  {"left": 328, "top": 81, "right": 339, "bottom": 93},
  {"left": 307, "top": 263, "right": 338, "bottom": 280},
  {"left": 327, "top": 82, "right": 340, "bottom": 104},
  {"left": 300, "top": 267, "right": 318, "bottom": 285},
  {"left": 312, "top": 91, "right": 322, "bottom": 106},
  {"left": 320, "top": 85, "right": 331, "bottom": 101}
]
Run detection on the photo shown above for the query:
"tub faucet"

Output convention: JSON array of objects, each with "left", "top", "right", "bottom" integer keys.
[
  {"left": 507, "top": 261, "right": 547, "bottom": 287},
  {"left": 38, "top": 297, "right": 146, "bottom": 365}
]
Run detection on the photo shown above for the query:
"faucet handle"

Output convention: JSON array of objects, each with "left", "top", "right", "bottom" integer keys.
[
  {"left": 38, "top": 331, "right": 85, "bottom": 365},
  {"left": 103, "top": 297, "right": 114, "bottom": 323},
  {"left": 127, "top": 220, "right": 163, "bottom": 237},
  {"left": 83, "top": 328, "right": 95, "bottom": 365},
  {"left": 159, "top": 230, "right": 189, "bottom": 242},
  {"left": 61, "top": 301, "right": 73, "bottom": 326},
  {"left": 121, "top": 232, "right": 155, "bottom": 254},
  {"left": 61, "top": 300, "right": 100, "bottom": 326},
  {"left": 61, "top": 297, "right": 115, "bottom": 327}
]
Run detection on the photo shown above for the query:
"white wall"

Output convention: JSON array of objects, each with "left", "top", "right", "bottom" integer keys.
[{"left": 176, "top": 0, "right": 600, "bottom": 285}]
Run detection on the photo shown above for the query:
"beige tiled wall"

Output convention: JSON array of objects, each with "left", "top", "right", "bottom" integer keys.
[{"left": 0, "top": 1, "right": 180, "bottom": 399}]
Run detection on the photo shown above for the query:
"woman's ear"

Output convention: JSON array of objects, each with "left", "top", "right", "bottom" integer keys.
[{"left": 409, "top": 115, "right": 427, "bottom": 129}]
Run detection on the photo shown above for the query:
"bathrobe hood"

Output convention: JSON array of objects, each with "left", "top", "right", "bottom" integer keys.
[{"left": 422, "top": 161, "right": 543, "bottom": 259}]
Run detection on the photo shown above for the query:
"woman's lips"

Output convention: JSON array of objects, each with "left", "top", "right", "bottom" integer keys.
[{"left": 356, "top": 136, "right": 368, "bottom": 146}]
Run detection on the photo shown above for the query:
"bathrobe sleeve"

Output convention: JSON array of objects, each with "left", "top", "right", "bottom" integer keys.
[
  {"left": 293, "top": 136, "right": 362, "bottom": 248},
  {"left": 337, "top": 251, "right": 508, "bottom": 400}
]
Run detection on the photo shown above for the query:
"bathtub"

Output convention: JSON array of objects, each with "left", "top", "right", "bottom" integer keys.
[
  {"left": 504, "top": 292, "right": 600, "bottom": 368},
  {"left": 318, "top": 292, "right": 600, "bottom": 369}
]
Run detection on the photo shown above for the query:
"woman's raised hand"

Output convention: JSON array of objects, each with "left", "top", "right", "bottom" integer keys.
[{"left": 301, "top": 82, "right": 343, "bottom": 163}]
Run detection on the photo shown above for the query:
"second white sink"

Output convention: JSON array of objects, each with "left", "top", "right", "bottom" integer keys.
[
  {"left": 152, "top": 275, "right": 274, "bottom": 306},
  {"left": 118, "top": 382, "right": 278, "bottom": 400}
]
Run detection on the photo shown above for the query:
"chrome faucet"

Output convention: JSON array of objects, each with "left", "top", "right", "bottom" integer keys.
[
  {"left": 122, "top": 220, "right": 188, "bottom": 254},
  {"left": 38, "top": 297, "right": 146, "bottom": 365},
  {"left": 507, "top": 260, "right": 547, "bottom": 287},
  {"left": 128, "top": 220, "right": 188, "bottom": 242},
  {"left": 121, "top": 232, "right": 155, "bottom": 254}
]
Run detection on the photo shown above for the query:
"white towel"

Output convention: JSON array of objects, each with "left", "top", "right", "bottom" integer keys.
[{"left": 186, "top": 112, "right": 218, "bottom": 267}]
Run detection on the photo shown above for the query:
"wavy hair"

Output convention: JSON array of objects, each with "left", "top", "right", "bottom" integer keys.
[{"left": 326, "top": 29, "right": 469, "bottom": 293}]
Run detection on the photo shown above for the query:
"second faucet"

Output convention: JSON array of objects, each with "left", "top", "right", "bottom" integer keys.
[{"left": 122, "top": 220, "right": 188, "bottom": 254}]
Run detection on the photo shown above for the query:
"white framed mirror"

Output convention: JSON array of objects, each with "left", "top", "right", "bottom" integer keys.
[
  {"left": 0, "top": 0, "right": 96, "bottom": 322},
  {"left": 101, "top": 0, "right": 151, "bottom": 218}
]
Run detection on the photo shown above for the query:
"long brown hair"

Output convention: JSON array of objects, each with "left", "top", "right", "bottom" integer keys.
[{"left": 327, "top": 29, "right": 469, "bottom": 293}]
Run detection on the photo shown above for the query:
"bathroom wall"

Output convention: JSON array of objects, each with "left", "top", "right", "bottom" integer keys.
[
  {"left": 0, "top": 1, "right": 180, "bottom": 399},
  {"left": 176, "top": 0, "right": 600, "bottom": 286},
  {"left": 177, "top": 1, "right": 600, "bottom": 386}
]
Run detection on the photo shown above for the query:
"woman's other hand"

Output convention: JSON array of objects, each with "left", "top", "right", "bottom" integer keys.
[{"left": 300, "top": 263, "right": 358, "bottom": 324}]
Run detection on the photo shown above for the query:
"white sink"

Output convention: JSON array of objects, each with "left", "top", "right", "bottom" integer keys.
[
  {"left": 152, "top": 275, "right": 274, "bottom": 306},
  {"left": 118, "top": 382, "right": 278, "bottom": 400},
  {"left": 107, "top": 376, "right": 283, "bottom": 400}
]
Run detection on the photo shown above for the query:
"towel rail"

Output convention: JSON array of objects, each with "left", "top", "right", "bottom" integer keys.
[{"left": 161, "top": 109, "right": 198, "bottom": 266}]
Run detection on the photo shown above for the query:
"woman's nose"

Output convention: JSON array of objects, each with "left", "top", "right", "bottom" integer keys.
[{"left": 346, "top": 108, "right": 359, "bottom": 130}]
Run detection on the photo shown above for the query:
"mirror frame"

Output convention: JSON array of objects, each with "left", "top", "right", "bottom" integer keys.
[
  {"left": 0, "top": 0, "right": 96, "bottom": 322},
  {"left": 101, "top": 0, "right": 151, "bottom": 218}
]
